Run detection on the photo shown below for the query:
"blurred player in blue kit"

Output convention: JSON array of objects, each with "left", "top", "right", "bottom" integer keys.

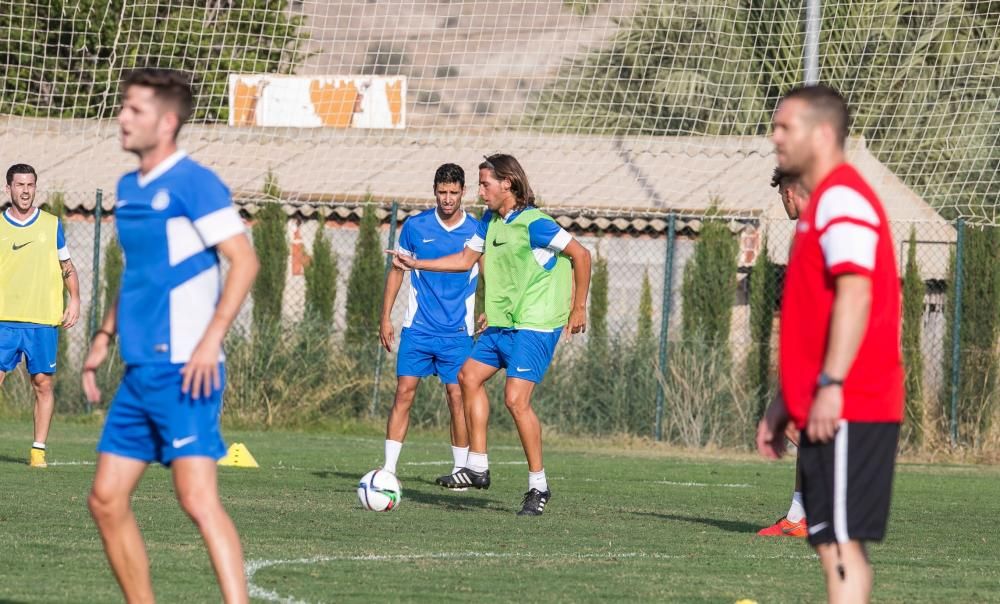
[{"left": 82, "top": 68, "right": 258, "bottom": 604}]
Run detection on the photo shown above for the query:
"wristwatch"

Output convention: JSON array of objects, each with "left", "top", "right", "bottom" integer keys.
[{"left": 817, "top": 372, "right": 844, "bottom": 389}]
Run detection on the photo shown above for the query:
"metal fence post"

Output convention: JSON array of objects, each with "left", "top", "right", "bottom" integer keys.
[
  {"left": 371, "top": 200, "right": 399, "bottom": 417},
  {"left": 654, "top": 214, "right": 676, "bottom": 441},
  {"left": 85, "top": 189, "right": 104, "bottom": 414},
  {"left": 949, "top": 218, "right": 965, "bottom": 446}
]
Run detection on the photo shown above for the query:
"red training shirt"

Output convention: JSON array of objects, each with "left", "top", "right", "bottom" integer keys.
[{"left": 779, "top": 163, "right": 904, "bottom": 428}]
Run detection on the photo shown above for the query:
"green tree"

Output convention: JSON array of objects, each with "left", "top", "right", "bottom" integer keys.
[
  {"left": 0, "top": 1, "right": 306, "bottom": 122},
  {"left": 681, "top": 219, "right": 738, "bottom": 350},
  {"left": 745, "top": 235, "right": 779, "bottom": 420},
  {"left": 102, "top": 236, "right": 124, "bottom": 321},
  {"left": 636, "top": 268, "right": 654, "bottom": 356},
  {"left": 625, "top": 268, "right": 657, "bottom": 434},
  {"left": 304, "top": 224, "right": 338, "bottom": 326},
  {"left": 941, "top": 225, "right": 1000, "bottom": 444},
  {"left": 901, "top": 228, "right": 925, "bottom": 445},
  {"left": 344, "top": 201, "right": 385, "bottom": 352},
  {"left": 587, "top": 251, "right": 609, "bottom": 358},
  {"left": 251, "top": 173, "right": 287, "bottom": 343},
  {"left": 532, "top": 1, "right": 1000, "bottom": 218}
]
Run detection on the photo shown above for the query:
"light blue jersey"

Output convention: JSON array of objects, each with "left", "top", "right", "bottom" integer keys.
[
  {"left": 114, "top": 151, "right": 245, "bottom": 365},
  {"left": 396, "top": 209, "right": 479, "bottom": 337}
]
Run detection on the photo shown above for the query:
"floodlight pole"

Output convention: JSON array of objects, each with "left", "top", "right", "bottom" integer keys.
[{"left": 804, "top": 0, "right": 821, "bottom": 84}]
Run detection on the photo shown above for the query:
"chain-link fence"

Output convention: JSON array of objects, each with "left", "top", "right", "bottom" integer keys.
[{"left": 3, "top": 194, "right": 996, "bottom": 451}]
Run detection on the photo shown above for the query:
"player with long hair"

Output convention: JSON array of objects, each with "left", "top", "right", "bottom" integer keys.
[{"left": 388, "top": 153, "right": 591, "bottom": 516}]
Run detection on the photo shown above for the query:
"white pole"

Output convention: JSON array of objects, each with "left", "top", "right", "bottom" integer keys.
[{"left": 804, "top": 0, "right": 821, "bottom": 84}]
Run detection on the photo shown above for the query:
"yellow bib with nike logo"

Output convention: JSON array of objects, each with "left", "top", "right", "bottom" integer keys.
[{"left": 0, "top": 210, "right": 64, "bottom": 325}]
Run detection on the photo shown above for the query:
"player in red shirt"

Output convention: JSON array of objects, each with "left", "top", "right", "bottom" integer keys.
[{"left": 757, "top": 85, "right": 903, "bottom": 604}]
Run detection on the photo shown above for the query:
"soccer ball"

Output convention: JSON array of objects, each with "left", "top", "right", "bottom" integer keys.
[{"left": 357, "top": 469, "right": 402, "bottom": 511}]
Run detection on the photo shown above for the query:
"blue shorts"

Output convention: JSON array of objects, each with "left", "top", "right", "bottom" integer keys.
[
  {"left": 97, "top": 363, "right": 228, "bottom": 466},
  {"left": 471, "top": 327, "right": 563, "bottom": 383},
  {"left": 0, "top": 323, "right": 59, "bottom": 375},
  {"left": 397, "top": 329, "right": 473, "bottom": 385}
]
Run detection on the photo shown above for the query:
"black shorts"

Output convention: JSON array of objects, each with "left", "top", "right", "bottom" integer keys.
[{"left": 798, "top": 421, "right": 900, "bottom": 546}]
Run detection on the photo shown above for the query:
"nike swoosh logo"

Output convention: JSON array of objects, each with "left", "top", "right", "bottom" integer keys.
[
  {"left": 492, "top": 240, "right": 507, "bottom": 247},
  {"left": 422, "top": 238, "right": 435, "bottom": 243},
  {"left": 808, "top": 521, "right": 829, "bottom": 535},
  {"left": 12, "top": 241, "right": 32, "bottom": 251},
  {"left": 515, "top": 367, "right": 531, "bottom": 372},
  {"left": 172, "top": 435, "right": 198, "bottom": 448},
  {"left": 49, "top": 362, "right": 57, "bottom": 368}
]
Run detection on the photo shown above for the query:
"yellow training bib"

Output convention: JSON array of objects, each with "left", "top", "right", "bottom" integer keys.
[{"left": 0, "top": 210, "right": 64, "bottom": 325}]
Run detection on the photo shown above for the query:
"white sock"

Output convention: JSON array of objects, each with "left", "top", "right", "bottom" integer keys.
[
  {"left": 787, "top": 491, "right": 806, "bottom": 522},
  {"left": 451, "top": 445, "right": 469, "bottom": 474},
  {"left": 528, "top": 469, "right": 548, "bottom": 493},
  {"left": 466, "top": 451, "right": 489, "bottom": 472},
  {"left": 383, "top": 439, "right": 402, "bottom": 475},
  {"left": 32, "top": 441, "right": 45, "bottom": 450}
]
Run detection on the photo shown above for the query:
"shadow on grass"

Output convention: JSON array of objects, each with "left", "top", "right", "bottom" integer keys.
[
  {"left": 315, "top": 469, "right": 499, "bottom": 511},
  {"left": 0, "top": 454, "right": 27, "bottom": 465},
  {"left": 631, "top": 511, "right": 759, "bottom": 534}
]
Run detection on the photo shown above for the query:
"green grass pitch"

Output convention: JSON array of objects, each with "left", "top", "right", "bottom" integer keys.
[{"left": 1, "top": 419, "right": 998, "bottom": 603}]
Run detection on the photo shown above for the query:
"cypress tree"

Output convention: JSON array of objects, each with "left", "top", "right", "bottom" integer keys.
[
  {"left": 681, "top": 219, "right": 738, "bottom": 350},
  {"left": 345, "top": 200, "right": 385, "bottom": 352},
  {"left": 588, "top": 251, "right": 609, "bottom": 358},
  {"left": 103, "top": 236, "right": 124, "bottom": 320},
  {"left": 745, "top": 235, "right": 778, "bottom": 420},
  {"left": 304, "top": 223, "right": 338, "bottom": 326},
  {"left": 941, "top": 226, "right": 1000, "bottom": 443},
  {"left": 901, "top": 228, "right": 925, "bottom": 444},
  {"left": 251, "top": 172, "right": 288, "bottom": 342}
]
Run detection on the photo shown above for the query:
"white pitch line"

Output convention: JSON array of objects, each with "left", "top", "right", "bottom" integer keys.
[
  {"left": 245, "top": 550, "right": 815, "bottom": 603},
  {"left": 403, "top": 460, "right": 528, "bottom": 466},
  {"left": 45, "top": 461, "right": 96, "bottom": 466},
  {"left": 652, "top": 480, "right": 752, "bottom": 488}
]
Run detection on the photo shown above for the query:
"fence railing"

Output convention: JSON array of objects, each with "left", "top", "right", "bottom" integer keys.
[{"left": 2, "top": 193, "right": 996, "bottom": 451}]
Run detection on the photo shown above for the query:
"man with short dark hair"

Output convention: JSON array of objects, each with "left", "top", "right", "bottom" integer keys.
[
  {"left": 378, "top": 163, "right": 480, "bottom": 479},
  {"left": 758, "top": 84, "right": 903, "bottom": 603},
  {"left": 82, "top": 68, "right": 258, "bottom": 604},
  {"left": 757, "top": 167, "right": 810, "bottom": 539},
  {"left": 0, "top": 163, "right": 81, "bottom": 467}
]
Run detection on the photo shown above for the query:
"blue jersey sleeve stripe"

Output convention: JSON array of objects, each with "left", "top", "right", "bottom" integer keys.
[
  {"left": 527, "top": 217, "right": 562, "bottom": 249},
  {"left": 56, "top": 219, "right": 66, "bottom": 249},
  {"left": 474, "top": 211, "right": 491, "bottom": 239}
]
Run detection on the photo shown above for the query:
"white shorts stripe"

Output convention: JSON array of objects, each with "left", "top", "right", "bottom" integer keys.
[{"left": 834, "top": 419, "right": 849, "bottom": 544}]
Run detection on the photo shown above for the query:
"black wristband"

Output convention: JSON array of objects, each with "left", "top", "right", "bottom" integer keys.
[
  {"left": 816, "top": 372, "right": 844, "bottom": 389},
  {"left": 93, "top": 329, "right": 115, "bottom": 341}
]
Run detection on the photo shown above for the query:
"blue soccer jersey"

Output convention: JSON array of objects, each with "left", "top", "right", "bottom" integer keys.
[
  {"left": 396, "top": 209, "right": 479, "bottom": 336},
  {"left": 114, "top": 151, "right": 246, "bottom": 365}
]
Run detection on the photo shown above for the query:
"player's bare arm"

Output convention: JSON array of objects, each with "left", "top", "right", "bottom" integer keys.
[
  {"left": 386, "top": 245, "right": 481, "bottom": 273},
  {"left": 181, "top": 232, "right": 259, "bottom": 399},
  {"left": 82, "top": 295, "right": 119, "bottom": 403},
  {"left": 808, "top": 273, "right": 872, "bottom": 443},
  {"left": 562, "top": 239, "right": 591, "bottom": 336},
  {"left": 476, "top": 256, "right": 488, "bottom": 334},
  {"left": 380, "top": 263, "right": 405, "bottom": 352},
  {"left": 757, "top": 394, "right": 790, "bottom": 460},
  {"left": 60, "top": 258, "right": 81, "bottom": 328}
]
